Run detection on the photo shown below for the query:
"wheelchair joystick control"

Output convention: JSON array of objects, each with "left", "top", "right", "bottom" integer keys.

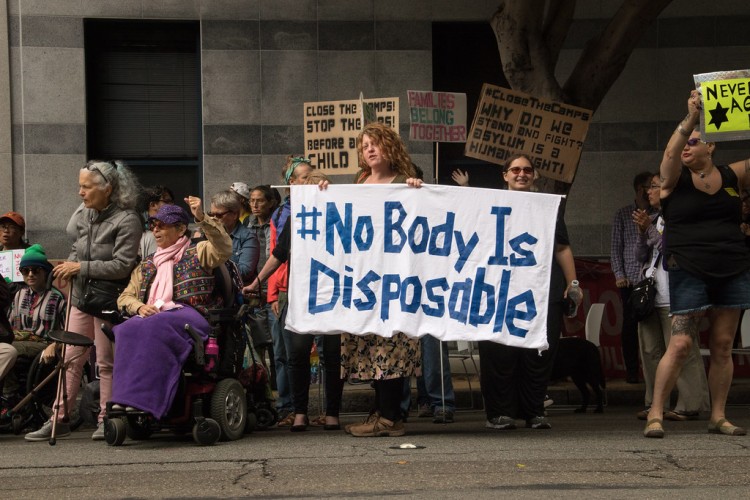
[{"left": 205, "top": 334, "right": 219, "bottom": 373}]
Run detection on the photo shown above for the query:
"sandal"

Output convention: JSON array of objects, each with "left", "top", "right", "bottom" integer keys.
[
  {"left": 643, "top": 418, "right": 664, "bottom": 438},
  {"left": 708, "top": 418, "right": 747, "bottom": 436}
]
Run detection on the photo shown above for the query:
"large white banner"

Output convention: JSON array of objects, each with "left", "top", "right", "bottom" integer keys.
[{"left": 285, "top": 184, "right": 562, "bottom": 350}]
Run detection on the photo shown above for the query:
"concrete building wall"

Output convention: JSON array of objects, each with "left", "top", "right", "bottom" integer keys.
[{"left": 3, "top": 0, "right": 750, "bottom": 259}]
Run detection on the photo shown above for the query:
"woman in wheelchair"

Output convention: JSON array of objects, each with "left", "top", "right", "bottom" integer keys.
[
  {"left": 1, "top": 245, "right": 66, "bottom": 409},
  {"left": 110, "top": 199, "right": 231, "bottom": 419}
]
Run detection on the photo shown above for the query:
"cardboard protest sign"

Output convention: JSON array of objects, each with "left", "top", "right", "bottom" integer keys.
[
  {"left": 694, "top": 70, "right": 750, "bottom": 142},
  {"left": 0, "top": 249, "right": 27, "bottom": 282},
  {"left": 465, "top": 83, "right": 592, "bottom": 183},
  {"left": 285, "top": 184, "right": 561, "bottom": 349},
  {"left": 407, "top": 90, "right": 467, "bottom": 142},
  {"left": 304, "top": 97, "right": 399, "bottom": 177}
]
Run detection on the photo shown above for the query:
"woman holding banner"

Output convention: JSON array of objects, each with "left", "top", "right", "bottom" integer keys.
[
  {"left": 479, "top": 154, "right": 580, "bottom": 431},
  {"left": 335, "top": 122, "right": 422, "bottom": 438},
  {"left": 644, "top": 90, "right": 750, "bottom": 438}
]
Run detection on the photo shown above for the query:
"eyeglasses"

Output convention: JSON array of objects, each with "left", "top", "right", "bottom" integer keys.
[
  {"left": 208, "top": 210, "right": 231, "bottom": 218},
  {"left": 0, "top": 224, "right": 19, "bottom": 232},
  {"left": 686, "top": 138, "right": 706, "bottom": 146},
  {"left": 149, "top": 220, "right": 176, "bottom": 231},
  {"left": 506, "top": 166, "right": 534, "bottom": 175},
  {"left": 20, "top": 266, "right": 44, "bottom": 276}
]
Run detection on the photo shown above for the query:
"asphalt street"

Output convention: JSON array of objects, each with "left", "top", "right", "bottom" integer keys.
[{"left": 2, "top": 405, "right": 749, "bottom": 499}]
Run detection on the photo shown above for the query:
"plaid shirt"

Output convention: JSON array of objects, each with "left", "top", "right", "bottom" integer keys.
[
  {"left": 610, "top": 202, "right": 650, "bottom": 284},
  {"left": 8, "top": 286, "right": 66, "bottom": 340}
]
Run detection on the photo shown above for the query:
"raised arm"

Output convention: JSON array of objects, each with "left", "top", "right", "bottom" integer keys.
[{"left": 661, "top": 90, "right": 701, "bottom": 194}]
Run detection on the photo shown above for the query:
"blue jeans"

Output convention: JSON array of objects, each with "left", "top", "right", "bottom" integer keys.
[
  {"left": 273, "top": 299, "right": 293, "bottom": 413},
  {"left": 418, "top": 335, "right": 455, "bottom": 412}
]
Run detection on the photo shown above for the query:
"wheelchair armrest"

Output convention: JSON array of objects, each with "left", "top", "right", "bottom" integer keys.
[{"left": 184, "top": 324, "right": 206, "bottom": 366}]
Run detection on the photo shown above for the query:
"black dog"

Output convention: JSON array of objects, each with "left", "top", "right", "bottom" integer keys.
[{"left": 550, "top": 337, "right": 606, "bottom": 413}]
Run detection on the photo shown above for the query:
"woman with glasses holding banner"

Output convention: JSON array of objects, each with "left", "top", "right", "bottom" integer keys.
[
  {"left": 25, "top": 160, "right": 142, "bottom": 442},
  {"left": 479, "top": 154, "right": 580, "bottom": 431},
  {"left": 644, "top": 90, "right": 750, "bottom": 438}
]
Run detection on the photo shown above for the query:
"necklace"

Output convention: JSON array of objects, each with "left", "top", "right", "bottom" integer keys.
[{"left": 692, "top": 165, "right": 713, "bottom": 179}]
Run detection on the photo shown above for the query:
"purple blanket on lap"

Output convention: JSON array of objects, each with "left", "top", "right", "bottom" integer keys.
[{"left": 111, "top": 306, "right": 210, "bottom": 419}]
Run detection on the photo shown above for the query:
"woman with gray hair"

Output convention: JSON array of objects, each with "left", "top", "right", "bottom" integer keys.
[
  {"left": 25, "top": 160, "right": 143, "bottom": 442},
  {"left": 209, "top": 190, "right": 259, "bottom": 285}
]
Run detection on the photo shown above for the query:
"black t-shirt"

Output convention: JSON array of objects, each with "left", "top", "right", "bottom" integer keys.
[{"left": 662, "top": 165, "right": 750, "bottom": 278}]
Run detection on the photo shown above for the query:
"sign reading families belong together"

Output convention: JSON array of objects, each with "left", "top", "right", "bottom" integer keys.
[
  {"left": 303, "top": 97, "right": 399, "bottom": 176},
  {"left": 284, "top": 184, "right": 561, "bottom": 349},
  {"left": 465, "top": 83, "right": 592, "bottom": 183}
]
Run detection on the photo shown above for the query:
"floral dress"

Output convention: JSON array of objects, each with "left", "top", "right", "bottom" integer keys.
[{"left": 340, "top": 171, "right": 421, "bottom": 381}]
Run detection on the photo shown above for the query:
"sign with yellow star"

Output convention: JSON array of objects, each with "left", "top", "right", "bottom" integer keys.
[{"left": 694, "top": 70, "right": 750, "bottom": 142}]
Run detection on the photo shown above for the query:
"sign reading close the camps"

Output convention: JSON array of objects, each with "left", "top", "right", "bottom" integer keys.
[
  {"left": 694, "top": 69, "right": 750, "bottom": 142},
  {"left": 284, "top": 184, "right": 562, "bottom": 349},
  {"left": 407, "top": 90, "right": 467, "bottom": 142},
  {"left": 464, "top": 83, "right": 592, "bottom": 183},
  {"left": 303, "top": 97, "right": 399, "bottom": 177}
]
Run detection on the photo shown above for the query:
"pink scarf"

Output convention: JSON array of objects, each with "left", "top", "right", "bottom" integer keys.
[{"left": 147, "top": 235, "right": 190, "bottom": 311}]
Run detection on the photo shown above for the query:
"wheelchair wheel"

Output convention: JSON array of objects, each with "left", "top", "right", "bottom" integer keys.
[
  {"left": 255, "top": 406, "right": 277, "bottom": 431},
  {"left": 25, "top": 351, "right": 57, "bottom": 411},
  {"left": 104, "top": 418, "right": 126, "bottom": 446},
  {"left": 126, "top": 415, "right": 153, "bottom": 441},
  {"left": 192, "top": 418, "right": 221, "bottom": 446},
  {"left": 244, "top": 410, "right": 257, "bottom": 434},
  {"left": 210, "top": 379, "right": 246, "bottom": 441}
]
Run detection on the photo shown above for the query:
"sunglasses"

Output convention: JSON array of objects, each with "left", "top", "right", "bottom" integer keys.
[
  {"left": 149, "top": 220, "right": 177, "bottom": 231},
  {"left": 686, "top": 138, "right": 706, "bottom": 146},
  {"left": 20, "top": 266, "right": 44, "bottom": 276},
  {"left": 506, "top": 166, "right": 534, "bottom": 175},
  {"left": 207, "top": 210, "right": 231, "bottom": 218}
]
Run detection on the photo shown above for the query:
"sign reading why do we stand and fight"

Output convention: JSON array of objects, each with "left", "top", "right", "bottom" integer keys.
[
  {"left": 284, "top": 184, "right": 562, "bottom": 349},
  {"left": 694, "top": 69, "right": 750, "bottom": 142},
  {"left": 465, "top": 83, "right": 592, "bottom": 183},
  {"left": 303, "top": 97, "right": 399, "bottom": 177}
]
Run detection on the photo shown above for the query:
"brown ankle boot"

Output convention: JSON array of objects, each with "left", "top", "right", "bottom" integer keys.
[{"left": 350, "top": 416, "right": 405, "bottom": 437}]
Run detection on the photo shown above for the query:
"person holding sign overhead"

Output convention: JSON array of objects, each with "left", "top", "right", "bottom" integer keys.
[
  {"left": 479, "top": 154, "right": 580, "bottom": 431},
  {"left": 644, "top": 90, "right": 750, "bottom": 438}
]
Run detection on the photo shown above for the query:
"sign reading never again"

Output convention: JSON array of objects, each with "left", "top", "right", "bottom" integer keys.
[
  {"left": 465, "top": 83, "right": 592, "bottom": 184},
  {"left": 694, "top": 69, "right": 750, "bottom": 142},
  {"left": 304, "top": 97, "right": 399, "bottom": 176}
]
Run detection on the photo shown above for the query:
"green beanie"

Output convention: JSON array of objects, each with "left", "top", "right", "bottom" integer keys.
[{"left": 19, "top": 244, "right": 53, "bottom": 273}]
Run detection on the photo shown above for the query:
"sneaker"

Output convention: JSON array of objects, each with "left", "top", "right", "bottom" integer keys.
[
  {"left": 417, "top": 404, "right": 432, "bottom": 418},
  {"left": 433, "top": 408, "right": 455, "bottom": 424},
  {"left": 526, "top": 416, "right": 552, "bottom": 429},
  {"left": 486, "top": 416, "right": 516, "bottom": 430},
  {"left": 345, "top": 411, "right": 379, "bottom": 434},
  {"left": 349, "top": 416, "right": 405, "bottom": 437},
  {"left": 25, "top": 420, "right": 70, "bottom": 441},
  {"left": 92, "top": 423, "right": 105, "bottom": 440}
]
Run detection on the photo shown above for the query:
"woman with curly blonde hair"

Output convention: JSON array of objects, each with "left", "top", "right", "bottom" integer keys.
[{"left": 354, "top": 122, "right": 416, "bottom": 182}]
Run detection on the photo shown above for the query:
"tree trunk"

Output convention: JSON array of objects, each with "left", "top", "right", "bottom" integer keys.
[{"left": 490, "top": 0, "right": 673, "bottom": 194}]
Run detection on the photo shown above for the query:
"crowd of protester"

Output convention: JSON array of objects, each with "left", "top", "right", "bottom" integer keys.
[{"left": 0, "top": 91, "right": 748, "bottom": 444}]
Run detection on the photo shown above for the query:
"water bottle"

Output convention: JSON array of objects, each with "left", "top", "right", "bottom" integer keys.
[
  {"left": 565, "top": 280, "right": 583, "bottom": 318},
  {"left": 309, "top": 343, "right": 320, "bottom": 384},
  {"left": 205, "top": 334, "right": 220, "bottom": 373}
]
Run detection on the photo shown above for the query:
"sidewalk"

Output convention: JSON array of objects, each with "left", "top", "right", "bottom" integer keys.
[{"left": 301, "top": 374, "right": 750, "bottom": 415}]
